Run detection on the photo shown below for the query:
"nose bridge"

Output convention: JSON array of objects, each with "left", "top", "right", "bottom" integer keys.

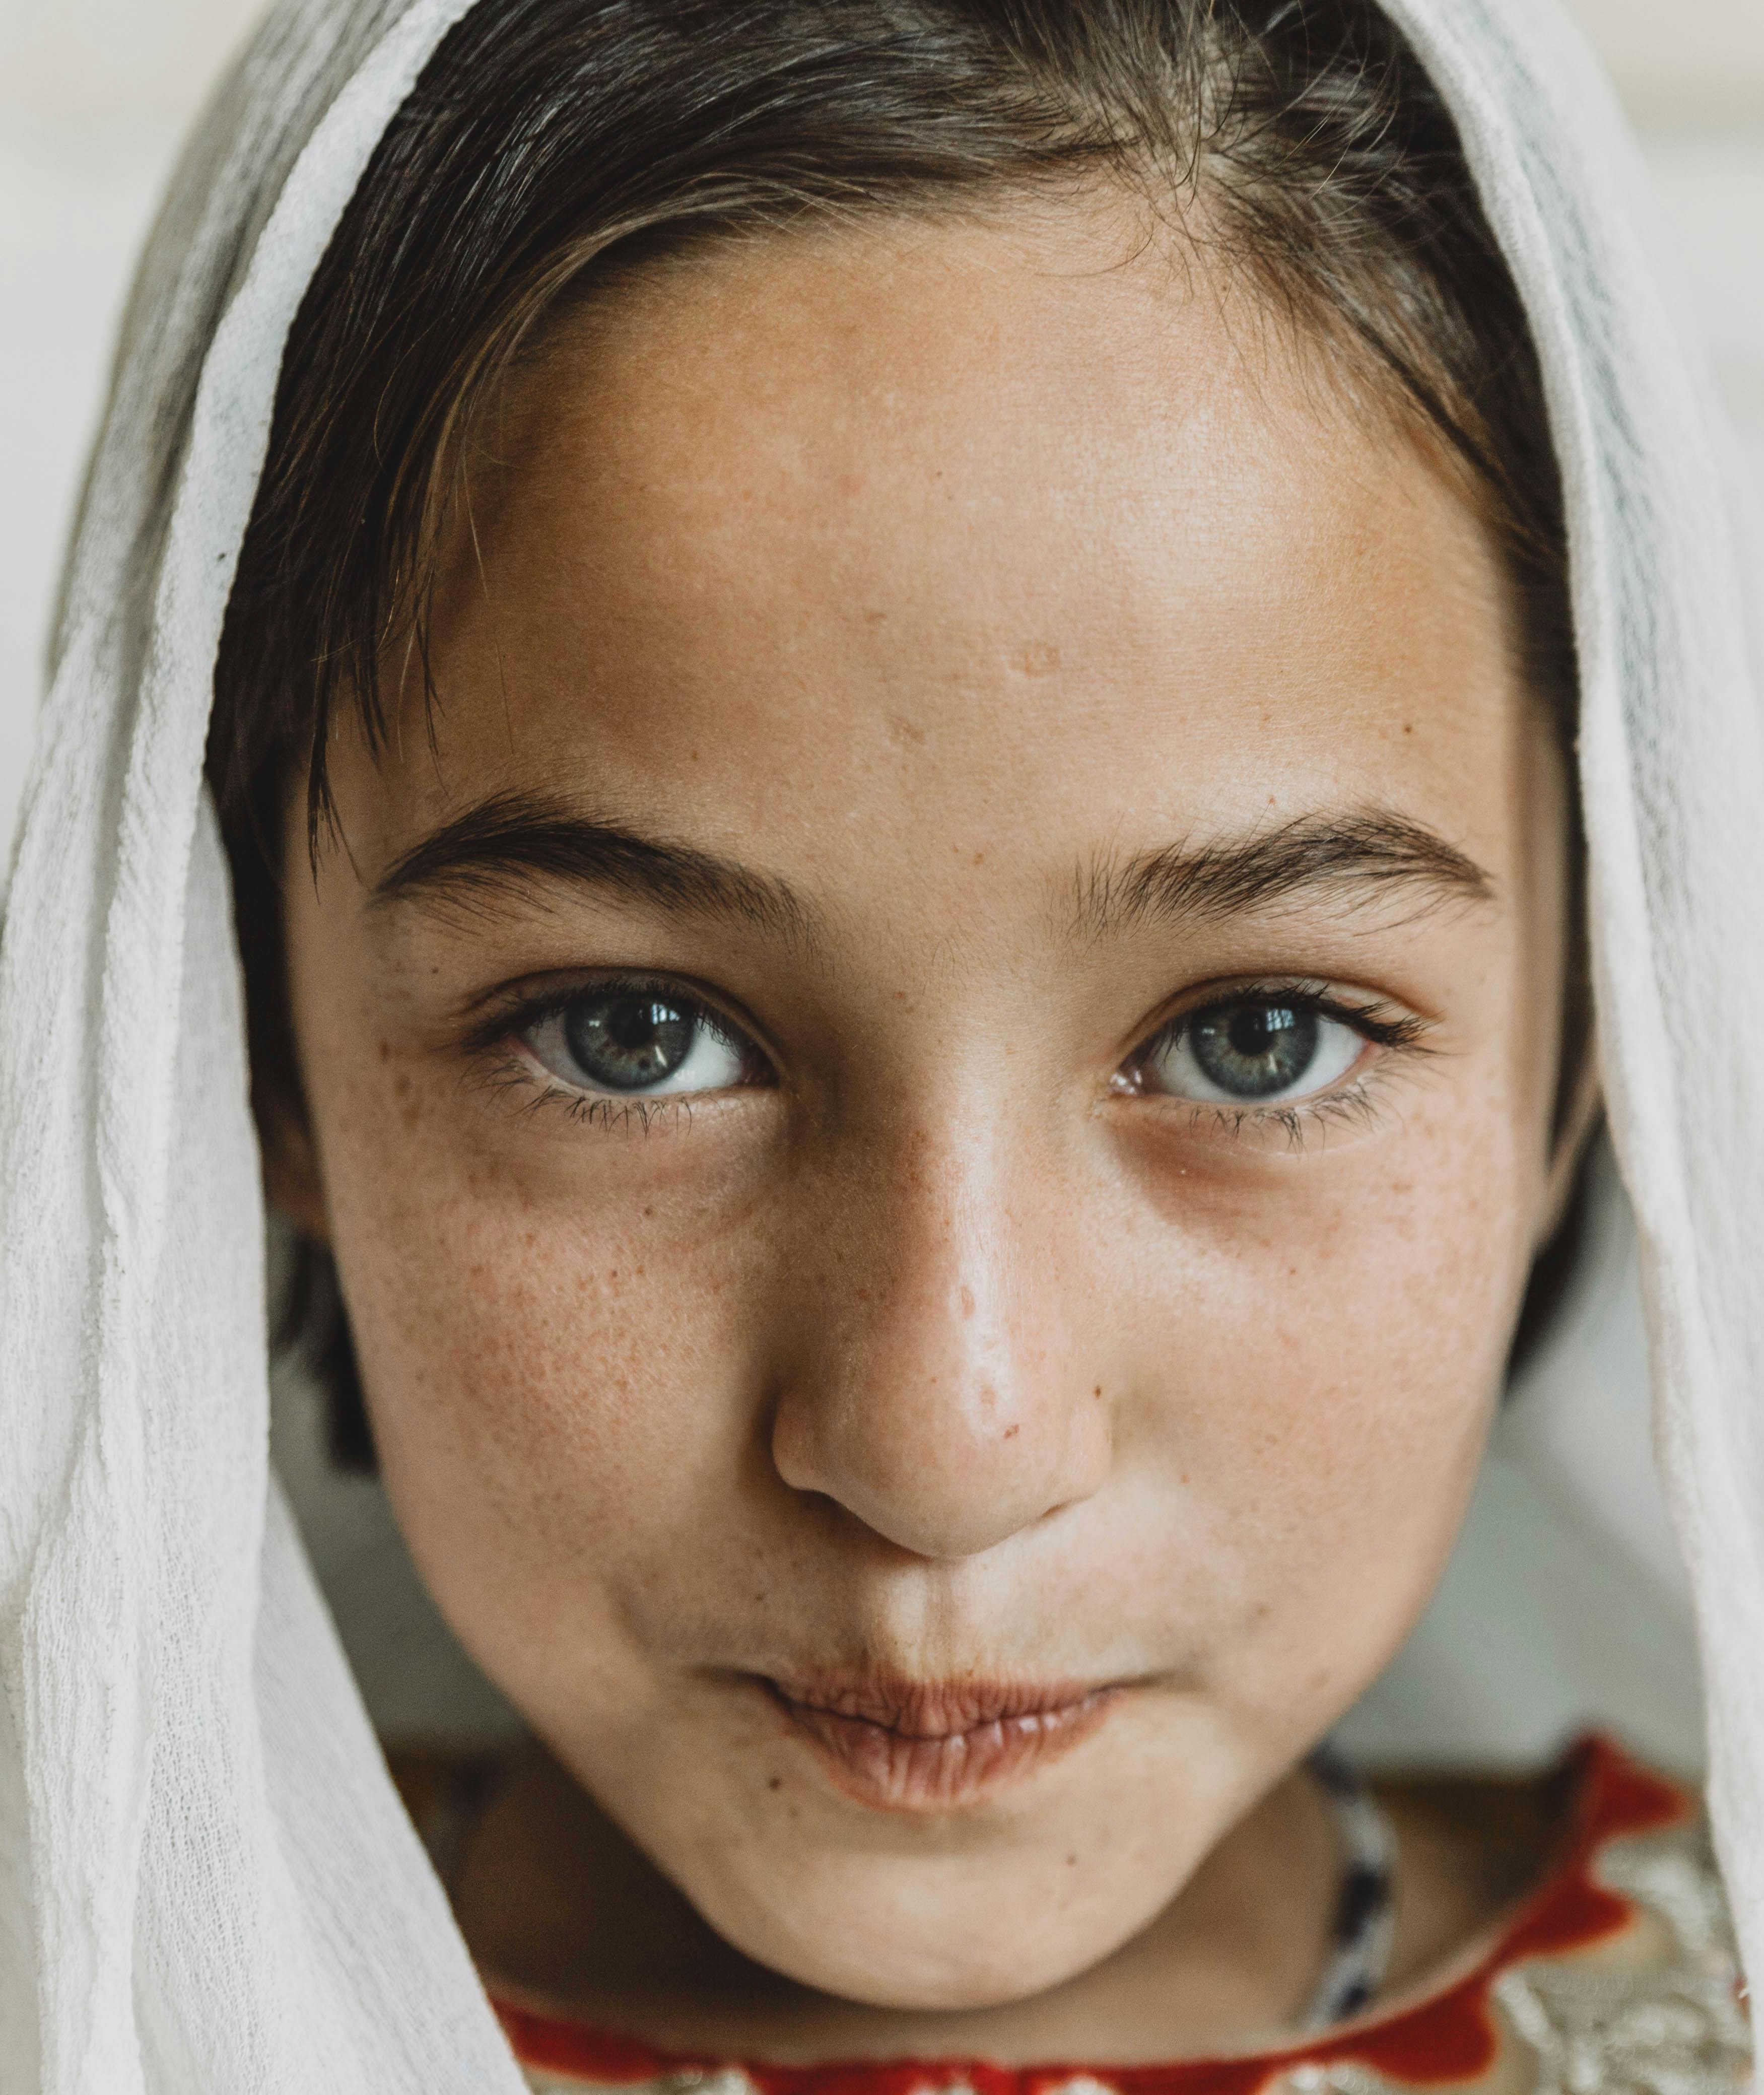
[{"left": 770, "top": 1111, "right": 1112, "bottom": 1561}]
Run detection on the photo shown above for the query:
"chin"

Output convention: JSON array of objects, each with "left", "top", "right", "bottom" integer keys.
[
  {"left": 767, "top": 1938, "right": 1079, "bottom": 2015},
  {"left": 696, "top": 1859, "right": 1147, "bottom": 2014}
]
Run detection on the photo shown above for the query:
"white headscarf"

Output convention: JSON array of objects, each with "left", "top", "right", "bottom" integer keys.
[{"left": 1, "top": 0, "right": 1757, "bottom": 2086}]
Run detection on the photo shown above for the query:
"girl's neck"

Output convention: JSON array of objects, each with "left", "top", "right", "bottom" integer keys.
[{"left": 441, "top": 1738, "right": 1553, "bottom": 2068}]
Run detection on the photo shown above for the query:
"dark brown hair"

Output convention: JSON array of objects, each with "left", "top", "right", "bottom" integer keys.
[{"left": 212, "top": 0, "right": 1575, "bottom": 1462}]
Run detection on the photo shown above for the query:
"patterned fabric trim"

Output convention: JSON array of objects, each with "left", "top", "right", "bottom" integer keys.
[{"left": 1301, "top": 1746, "right": 1397, "bottom": 2030}]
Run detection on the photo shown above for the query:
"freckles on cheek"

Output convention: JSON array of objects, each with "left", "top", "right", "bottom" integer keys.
[
  {"left": 362, "top": 1222, "right": 658, "bottom": 1488},
  {"left": 325, "top": 1083, "right": 775, "bottom": 1601},
  {"left": 1124, "top": 1121, "right": 1526, "bottom": 1694}
]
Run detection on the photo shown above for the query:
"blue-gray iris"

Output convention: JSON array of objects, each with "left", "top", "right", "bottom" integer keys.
[
  {"left": 564, "top": 991, "right": 696, "bottom": 1091},
  {"left": 1189, "top": 1002, "right": 1319, "bottom": 1098}
]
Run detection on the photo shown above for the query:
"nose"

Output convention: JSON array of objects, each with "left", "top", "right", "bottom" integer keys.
[{"left": 769, "top": 1127, "right": 1113, "bottom": 1561}]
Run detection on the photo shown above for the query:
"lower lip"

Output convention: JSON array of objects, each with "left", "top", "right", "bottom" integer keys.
[{"left": 761, "top": 1682, "right": 1117, "bottom": 1810}]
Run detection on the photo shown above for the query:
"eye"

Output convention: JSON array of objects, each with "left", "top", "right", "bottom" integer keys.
[
  {"left": 1135, "top": 995, "right": 1367, "bottom": 1106},
  {"left": 521, "top": 983, "right": 753, "bottom": 1098}
]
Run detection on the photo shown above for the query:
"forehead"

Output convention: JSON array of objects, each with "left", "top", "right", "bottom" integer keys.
[{"left": 372, "top": 199, "right": 1527, "bottom": 892}]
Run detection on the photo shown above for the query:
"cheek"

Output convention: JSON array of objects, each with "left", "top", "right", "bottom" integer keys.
[
  {"left": 1108, "top": 1093, "right": 1532, "bottom": 1727},
  {"left": 309, "top": 1030, "right": 787, "bottom": 1698}
]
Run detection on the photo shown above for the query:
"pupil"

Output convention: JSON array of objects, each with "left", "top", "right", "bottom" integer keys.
[
  {"left": 1227, "top": 1006, "right": 1283, "bottom": 1058},
  {"left": 1191, "top": 1000, "right": 1318, "bottom": 1099},
  {"left": 565, "top": 992, "right": 695, "bottom": 1091}
]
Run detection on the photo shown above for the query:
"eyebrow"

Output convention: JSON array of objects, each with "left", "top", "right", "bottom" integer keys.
[
  {"left": 1070, "top": 810, "right": 1494, "bottom": 940},
  {"left": 371, "top": 788, "right": 818, "bottom": 947},
  {"left": 374, "top": 792, "right": 1490, "bottom": 949}
]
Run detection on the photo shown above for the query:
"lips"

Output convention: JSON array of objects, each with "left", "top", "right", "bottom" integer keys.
[{"left": 760, "top": 1674, "right": 1116, "bottom": 1810}]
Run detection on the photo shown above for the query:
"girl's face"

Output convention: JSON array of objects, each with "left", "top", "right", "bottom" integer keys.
[{"left": 281, "top": 200, "right": 1574, "bottom": 2011}]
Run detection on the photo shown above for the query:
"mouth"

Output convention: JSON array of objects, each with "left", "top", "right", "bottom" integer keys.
[{"left": 757, "top": 1673, "right": 1118, "bottom": 1810}]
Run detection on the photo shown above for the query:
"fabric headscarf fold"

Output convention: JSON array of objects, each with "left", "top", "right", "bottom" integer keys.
[{"left": 1, "top": 0, "right": 1758, "bottom": 2085}]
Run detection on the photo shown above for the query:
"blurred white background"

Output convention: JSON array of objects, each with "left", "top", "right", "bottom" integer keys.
[{"left": 2, "top": 0, "right": 1762, "bottom": 867}]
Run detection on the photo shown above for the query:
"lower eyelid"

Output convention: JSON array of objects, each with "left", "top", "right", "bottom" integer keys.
[{"left": 485, "top": 1049, "right": 695, "bottom": 1126}]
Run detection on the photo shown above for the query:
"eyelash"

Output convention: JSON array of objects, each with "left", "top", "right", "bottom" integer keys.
[
  {"left": 479, "top": 1054, "right": 693, "bottom": 1132},
  {"left": 1129, "top": 980, "right": 1433, "bottom": 1146},
  {"left": 467, "top": 976, "right": 1433, "bottom": 1140}
]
